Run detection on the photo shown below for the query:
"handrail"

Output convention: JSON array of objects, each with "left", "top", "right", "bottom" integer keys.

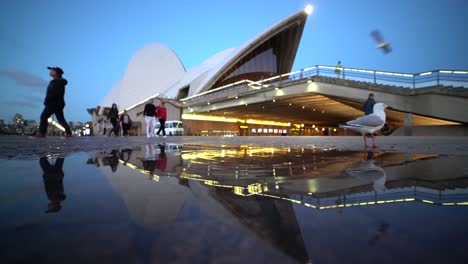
[{"left": 180, "top": 65, "right": 468, "bottom": 103}]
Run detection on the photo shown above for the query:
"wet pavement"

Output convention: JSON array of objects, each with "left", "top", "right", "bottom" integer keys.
[{"left": 1, "top": 136, "right": 468, "bottom": 263}]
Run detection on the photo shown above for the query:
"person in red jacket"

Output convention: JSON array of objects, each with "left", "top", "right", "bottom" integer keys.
[
  {"left": 119, "top": 110, "right": 132, "bottom": 136},
  {"left": 155, "top": 103, "right": 167, "bottom": 137}
]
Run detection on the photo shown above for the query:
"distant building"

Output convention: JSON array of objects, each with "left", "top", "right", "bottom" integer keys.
[
  {"left": 0, "top": 119, "right": 4, "bottom": 126},
  {"left": 89, "top": 8, "right": 310, "bottom": 136},
  {"left": 13, "top": 113, "right": 23, "bottom": 126}
]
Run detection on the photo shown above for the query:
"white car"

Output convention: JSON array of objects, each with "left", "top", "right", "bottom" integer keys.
[{"left": 154, "top": 120, "right": 184, "bottom": 136}]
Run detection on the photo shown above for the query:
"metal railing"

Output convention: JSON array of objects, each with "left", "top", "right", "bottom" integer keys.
[{"left": 180, "top": 65, "right": 468, "bottom": 106}]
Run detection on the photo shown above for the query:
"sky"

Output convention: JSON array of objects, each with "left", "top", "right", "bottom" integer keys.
[{"left": 1, "top": 0, "right": 467, "bottom": 123}]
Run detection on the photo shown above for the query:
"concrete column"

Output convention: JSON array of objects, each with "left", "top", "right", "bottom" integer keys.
[{"left": 404, "top": 113, "right": 413, "bottom": 136}]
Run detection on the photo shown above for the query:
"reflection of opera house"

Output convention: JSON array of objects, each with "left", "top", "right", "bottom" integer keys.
[{"left": 88, "top": 8, "right": 311, "bottom": 136}]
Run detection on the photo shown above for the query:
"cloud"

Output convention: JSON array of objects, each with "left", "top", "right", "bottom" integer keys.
[{"left": 0, "top": 69, "right": 47, "bottom": 88}]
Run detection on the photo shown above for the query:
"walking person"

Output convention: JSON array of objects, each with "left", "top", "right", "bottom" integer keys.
[
  {"left": 107, "top": 103, "right": 119, "bottom": 136},
  {"left": 119, "top": 110, "right": 132, "bottom": 136},
  {"left": 155, "top": 102, "right": 167, "bottom": 137},
  {"left": 36, "top": 67, "right": 73, "bottom": 138},
  {"left": 335, "top": 61, "right": 342, "bottom": 78},
  {"left": 363, "top": 93, "right": 376, "bottom": 115},
  {"left": 142, "top": 99, "right": 157, "bottom": 137}
]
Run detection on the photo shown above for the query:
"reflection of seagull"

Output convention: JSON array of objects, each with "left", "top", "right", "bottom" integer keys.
[
  {"left": 371, "top": 30, "right": 391, "bottom": 54},
  {"left": 339, "top": 103, "right": 388, "bottom": 148},
  {"left": 344, "top": 151, "right": 386, "bottom": 193}
]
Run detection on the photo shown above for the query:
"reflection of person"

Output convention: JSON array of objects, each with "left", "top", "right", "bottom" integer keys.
[
  {"left": 106, "top": 149, "right": 119, "bottom": 172},
  {"left": 139, "top": 144, "right": 157, "bottom": 175},
  {"left": 119, "top": 148, "right": 133, "bottom": 165},
  {"left": 40, "top": 157, "right": 66, "bottom": 213},
  {"left": 37, "top": 67, "right": 73, "bottom": 138},
  {"left": 155, "top": 144, "right": 167, "bottom": 171}
]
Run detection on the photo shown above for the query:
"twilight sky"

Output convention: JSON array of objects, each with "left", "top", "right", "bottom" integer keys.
[{"left": 1, "top": 0, "right": 467, "bottom": 123}]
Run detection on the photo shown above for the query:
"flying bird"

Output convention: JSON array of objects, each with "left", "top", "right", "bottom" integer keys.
[
  {"left": 371, "top": 30, "right": 391, "bottom": 54},
  {"left": 339, "top": 103, "right": 388, "bottom": 148}
]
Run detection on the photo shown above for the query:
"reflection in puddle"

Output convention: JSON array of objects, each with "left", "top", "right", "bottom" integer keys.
[
  {"left": 2, "top": 145, "right": 468, "bottom": 263},
  {"left": 89, "top": 145, "right": 468, "bottom": 211}
]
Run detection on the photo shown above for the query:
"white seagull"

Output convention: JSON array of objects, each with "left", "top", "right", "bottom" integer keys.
[{"left": 340, "top": 103, "right": 388, "bottom": 148}]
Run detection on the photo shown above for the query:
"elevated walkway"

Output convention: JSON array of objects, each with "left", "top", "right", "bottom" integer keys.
[{"left": 181, "top": 65, "right": 468, "bottom": 124}]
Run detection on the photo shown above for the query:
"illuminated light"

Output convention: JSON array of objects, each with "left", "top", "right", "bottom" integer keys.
[
  {"left": 48, "top": 118, "right": 53, "bottom": 122},
  {"left": 239, "top": 125, "right": 248, "bottom": 129},
  {"left": 275, "top": 87, "right": 279, "bottom": 90},
  {"left": 319, "top": 207, "right": 325, "bottom": 210},
  {"left": 345, "top": 204, "right": 352, "bottom": 207},
  {"left": 307, "top": 80, "right": 312, "bottom": 84},
  {"left": 235, "top": 96, "right": 238, "bottom": 99},
  {"left": 307, "top": 82, "right": 318, "bottom": 92},
  {"left": 152, "top": 175, "right": 160, "bottom": 182},
  {"left": 453, "top": 71, "right": 468, "bottom": 74},
  {"left": 360, "top": 202, "right": 368, "bottom": 206},
  {"left": 276, "top": 89, "right": 284, "bottom": 96},
  {"left": 207, "top": 102, "right": 210, "bottom": 105},
  {"left": 439, "top": 70, "right": 453, "bottom": 73},
  {"left": 272, "top": 99, "right": 276, "bottom": 102},
  {"left": 368, "top": 202, "right": 375, "bottom": 205},
  {"left": 386, "top": 200, "right": 395, "bottom": 203},
  {"left": 304, "top": 203, "right": 316, "bottom": 208},
  {"left": 302, "top": 106, "right": 305, "bottom": 109},
  {"left": 420, "top": 72, "right": 432, "bottom": 76},
  {"left": 404, "top": 198, "right": 415, "bottom": 201},
  {"left": 85, "top": 124, "right": 90, "bottom": 128},
  {"left": 442, "top": 203, "right": 455, "bottom": 206},
  {"left": 337, "top": 205, "right": 344, "bottom": 208},
  {"left": 422, "top": 200, "right": 434, "bottom": 204},
  {"left": 395, "top": 199, "right": 404, "bottom": 202},
  {"left": 322, "top": 111, "right": 325, "bottom": 113},
  {"left": 312, "top": 125, "right": 315, "bottom": 128},
  {"left": 377, "top": 201, "right": 385, "bottom": 204},
  {"left": 301, "top": 124, "right": 304, "bottom": 128},
  {"left": 289, "top": 103, "right": 292, "bottom": 106},
  {"left": 456, "top": 202, "right": 468, "bottom": 205},
  {"left": 333, "top": 128, "right": 337, "bottom": 132},
  {"left": 321, "top": 128, "right": 325, "bottom": 131},
  {"left": 313, "top": 109, "right": 316, "bottom": 111},
  {"left": 245, "top": 104, "right": 248, "bottom": 106}
]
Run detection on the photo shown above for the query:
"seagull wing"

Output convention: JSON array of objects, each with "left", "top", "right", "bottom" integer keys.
[{"left": 347, "top": 114, "right": 384, "bottom": 127}]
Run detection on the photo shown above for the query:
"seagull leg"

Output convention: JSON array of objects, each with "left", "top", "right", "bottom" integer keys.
[
  {"left": 371, "top": 133, "right": 379, "bottom": 148},
  {"left": 363, "top": 135, "right": 369, "bottom": 148}
]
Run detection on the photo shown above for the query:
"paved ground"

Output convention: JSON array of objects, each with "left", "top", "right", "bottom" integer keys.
[{"left": 1, "top": 135, "right": 467, "bottom": 159}]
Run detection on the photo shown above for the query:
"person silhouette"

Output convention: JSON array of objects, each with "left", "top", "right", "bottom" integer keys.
[{"left": 39, "top": 156, "right": 67, "bottom": 214}]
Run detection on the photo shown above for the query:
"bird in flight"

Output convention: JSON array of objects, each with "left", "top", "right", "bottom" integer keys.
[{"left": 371, "top": 30, "right": 391, "bottom": 54}]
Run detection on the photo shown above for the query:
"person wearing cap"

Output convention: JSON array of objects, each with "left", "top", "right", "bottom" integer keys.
[{"left": 36, "top": 67, "right": 73, "bottom": 137}]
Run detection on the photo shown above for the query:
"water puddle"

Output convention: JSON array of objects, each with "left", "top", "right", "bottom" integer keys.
[{"left": 1, "top": 144, "right": 467, "bottom": 263}]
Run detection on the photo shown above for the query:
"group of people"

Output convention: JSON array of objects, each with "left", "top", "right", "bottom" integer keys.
[
  {"left": 105, "top": 98, "right": 167, "bottom": 137},
  {"left": 140, "top": 98, "right": 167, "bottom": 138},
  {"left": 105, "top": 104, "right": 133, "bottom": 136}
]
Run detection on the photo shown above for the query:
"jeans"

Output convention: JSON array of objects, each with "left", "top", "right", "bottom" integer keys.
[
  {"left": 39, "top": 105, "right": 72, "bottom": 135},
  {"left": 145, "top": 116, "right": 157, "bottom": 137},
  {"left": 156, "top": 119, "right": 166, "bottom": 136}
]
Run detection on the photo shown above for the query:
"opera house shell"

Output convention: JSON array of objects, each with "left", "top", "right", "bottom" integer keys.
[{"left": 91, "top": 7, "right": 310, "bottom": 135}]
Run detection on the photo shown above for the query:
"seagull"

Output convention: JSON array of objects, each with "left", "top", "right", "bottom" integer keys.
[
  {"left": 371, "top": 30, "right": 391, "bottom": 54},
  {"left": 339, "top": 103, "right": 388, "bottom": 148},
  {"left": 344, "top": 150, "right": 386, "bottom": 193}
]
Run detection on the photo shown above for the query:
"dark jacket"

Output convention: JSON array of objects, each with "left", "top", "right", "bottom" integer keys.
[
  {"left": 107, "top": 107, "right": 119, "bottom": 120},
  {"left": 363, "top": 98, "right": 376, "bottom": 115},
  {"left": 144, "top": 103, "right": 157, "bottom": 117},
  {"left": 44, "top": 78, "right": 68, "bottom": 107}
]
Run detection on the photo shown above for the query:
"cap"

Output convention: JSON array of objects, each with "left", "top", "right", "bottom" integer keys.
[{"left": 47, "top": 66, "right": 64, "bottom": 75}]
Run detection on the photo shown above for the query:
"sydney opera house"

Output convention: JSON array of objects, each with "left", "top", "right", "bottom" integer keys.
[{"left": 88, "top": 7, "right": 312, "bottom": 136}]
